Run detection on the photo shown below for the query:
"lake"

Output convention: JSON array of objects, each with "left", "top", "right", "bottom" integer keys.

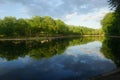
[{"left": 0, "top": 36, "right": 119, "bottom": 80}]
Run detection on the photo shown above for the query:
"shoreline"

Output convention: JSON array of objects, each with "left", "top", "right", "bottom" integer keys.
[
  {"left": 109, "top": 36, "right": 120, "bottom": 38},
  {"left": 90, "top": 68, "right": 120, "bottom": 80},
  {"left": 0, "top": 35, "right": 103, "bottom": 41}
]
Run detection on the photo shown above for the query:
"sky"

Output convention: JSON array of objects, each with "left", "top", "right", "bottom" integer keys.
[{"left": 0, "top": 0, "right": 112, "bottom": 28}]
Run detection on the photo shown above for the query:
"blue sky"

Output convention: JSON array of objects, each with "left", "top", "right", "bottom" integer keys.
[{"left": 0, "top": 0, "right": 112, "bottom": 28}]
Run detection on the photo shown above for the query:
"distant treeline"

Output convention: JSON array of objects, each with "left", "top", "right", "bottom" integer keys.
[{"left": 0, "top": 16, "right": 103, "bottom": 37}]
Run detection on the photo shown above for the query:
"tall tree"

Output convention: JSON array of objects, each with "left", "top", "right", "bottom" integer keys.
[
  {"left": 101, "top": 12, "right": 120, "bottom": 35},
  {"left": 108, "top": 0, "right": 120, "bottom": 12},
  {"left": 2, "top": 17, "right": 17, "bottom": 37},
  {"left": 105, "top": 0, "right": 120, "bottom": 36}
]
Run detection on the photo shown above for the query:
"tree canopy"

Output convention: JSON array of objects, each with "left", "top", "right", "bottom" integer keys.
[
  {"left": 108, "top": 0, "right": 120, "bottom": 12},
  {"left": 101, "top": 12, "right": 120, "bottom": 36},
  {"left": 101, "top": 0, "right": 120, "bottom": 36},
  {"left": 0, "top": 16, "right": 102, "bottom": 38}
]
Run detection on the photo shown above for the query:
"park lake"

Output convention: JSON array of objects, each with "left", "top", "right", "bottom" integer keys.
[{"left": 0, "top": 36, "right": 119, "bottom": 80}]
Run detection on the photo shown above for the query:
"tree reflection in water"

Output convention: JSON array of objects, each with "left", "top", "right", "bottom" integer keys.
[
  {"left": 0, "top": 36, "right": 116, "bottom": 80},
  {"left": 101, "top": 37, "right": 120, "bottom": 67},
  {"left": 0, "top": 36, "right": 103, "bottom": 60}
]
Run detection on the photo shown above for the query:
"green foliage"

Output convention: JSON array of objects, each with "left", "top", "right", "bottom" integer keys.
[
  {"left": 108, "top": 0, "right": 120, "bottom": 13},
  {"left": 105, "top": 0, "right": 120, "bottom": 36},
  {"left": 0, "top": 17, "right": 16, "bottom": 37},
  {"left": 15, "top": 18, "right": 30, "bottom": 37},
  {"left": 0, "top": 16, "right": 101, "bottom": 37},
  {"left": 101, "top": 12, "right": 120, "bottom": 35},
  {"left": 101, "top": 13, "right": 115, "bottom": 35}
]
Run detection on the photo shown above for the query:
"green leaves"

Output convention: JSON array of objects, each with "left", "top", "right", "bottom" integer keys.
[
  {"left": 108, "top": 0, "right": 120, "bottom": 13},
  {"left": 0, "top": 16, "right": 101, "bottom": 37},
  {"left": 101, "top": 12, "right": 120, "bottom": 36}
]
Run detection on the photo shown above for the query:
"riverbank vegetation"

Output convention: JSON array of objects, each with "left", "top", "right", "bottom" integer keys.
[
  {"left": 101, "top": 0, "right": 120, "bottom": 36},
  {"left": 101, "top": 12, "right": 120, "bottom": 36},
  {"left": 0, "top": 16, "right": 103, "bottom": 38}
]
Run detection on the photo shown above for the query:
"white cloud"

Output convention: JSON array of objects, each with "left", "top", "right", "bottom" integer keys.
[
  {"left": 0, "top": 41, "right": 116, "bottom": 80},
  {"left": 64, "top": 8, "right": 112, "bottom": 28},
  {"left": 0, "top": 0, "right": 112, "bottom": 28},
  {"left": 0, "top": 0, "right": 109, "bottom": 17},
  {"left": 80, "top": 8, "right": 111, "bottom": 22},
  {"left": 65, "top": 12, "right": 78, "bottom": 19}
]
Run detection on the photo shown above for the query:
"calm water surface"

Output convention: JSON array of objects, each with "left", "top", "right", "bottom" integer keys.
[{"left": 0, "top": 37, "right": 119, "bottom": 80}]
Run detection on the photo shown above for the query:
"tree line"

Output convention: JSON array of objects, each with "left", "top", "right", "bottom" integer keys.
[
  {"left": 0, "top": 16, "right": 102, "bottom": 38},
  {"left": 101, "top": 0, "right": 120, "bottom": 36},
  {"left": 101, "top": 12, "right": 120, "bottom": 36}
]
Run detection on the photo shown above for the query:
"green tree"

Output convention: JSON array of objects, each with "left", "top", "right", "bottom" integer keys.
[
  {"left": 101, "top": 13, "right": 115, "bottom": 35},
  {"left": 0, "top": 16, "right": 101, "bottom": 37},
  {"left": 101, "top": 12, "right": 120, "bottom": 36},
  {"left": 55, "top": 20, "right": 68, "bottom": 35},
  {"left": 42, "top": 16, "right": 56, "bottom": 35},
  {"left": 28, "top": 16, "right": 43, "bottom": 36},
  {"left": 106, "top": 0, "right": 120, "bottom": 36},
  {"left": 15, "top": 18, "right": 30, "bottom": 37},
  {"left": 2, "top": 17, "right": 17, "bottom": 37},
  {"left": 108, "top": 0, "right": 120, "bottom": 12}
]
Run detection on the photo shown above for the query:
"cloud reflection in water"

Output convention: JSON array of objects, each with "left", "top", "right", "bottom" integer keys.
[{"left": 0, "top": 41, "right": 116, "bottom": 80}]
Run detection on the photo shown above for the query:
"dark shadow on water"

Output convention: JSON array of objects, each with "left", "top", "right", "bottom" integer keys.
[{"left": 101, "top": 37, "right": 120, "bottom": 67}]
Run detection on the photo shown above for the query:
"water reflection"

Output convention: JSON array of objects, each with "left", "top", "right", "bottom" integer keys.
[
  {"left": 0, "top": 36, "right": 102, "bottom": 60},
  {"left": 0, "top": 39, "right": 69, "bottom": 60},
  {"left": 0, "top": 37, "right": 117, "bottom": 80},
  {"left": 101, "top": 37, "right": 120, "bottom": 67}
]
